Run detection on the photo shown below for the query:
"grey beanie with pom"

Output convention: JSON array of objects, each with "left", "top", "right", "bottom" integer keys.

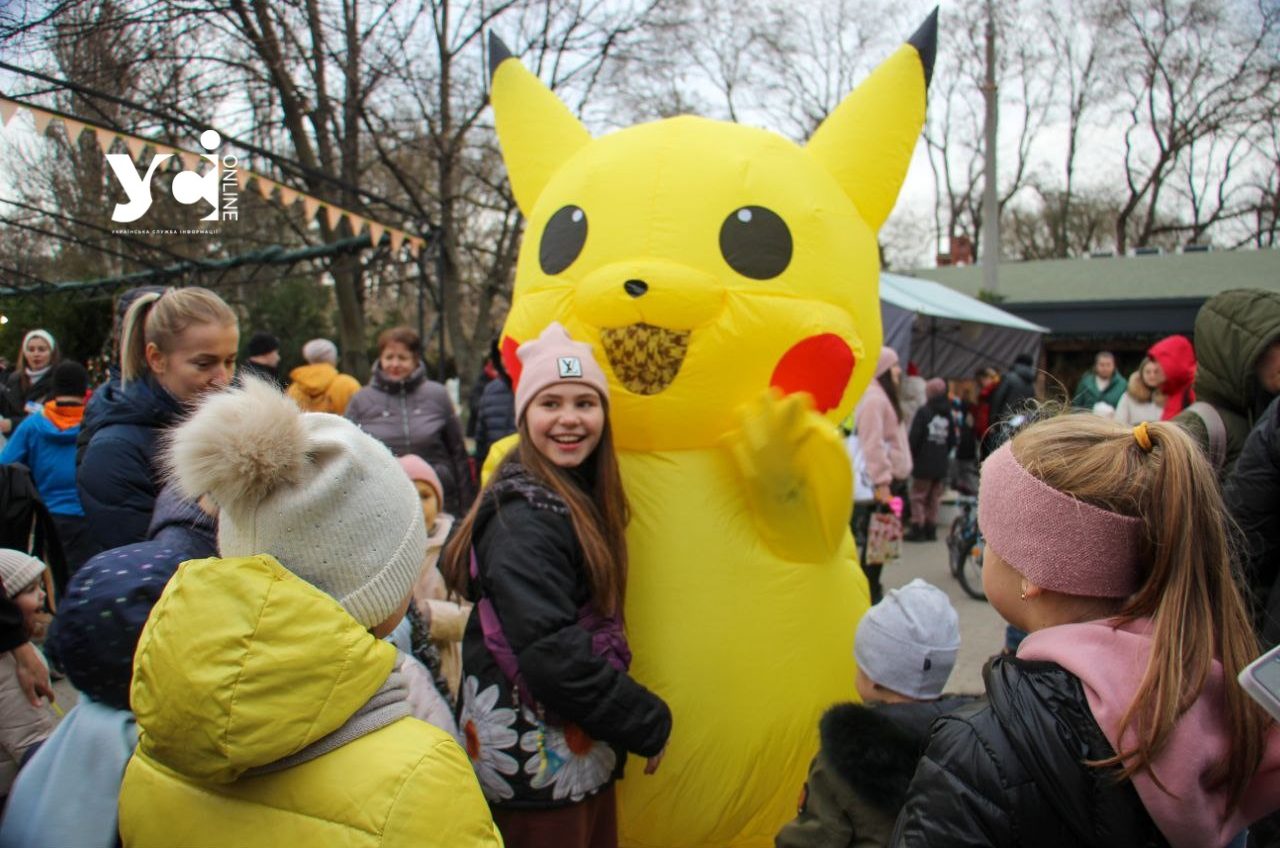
[{"left": 166, "top": 377, "right": 427, "bottom": 628}]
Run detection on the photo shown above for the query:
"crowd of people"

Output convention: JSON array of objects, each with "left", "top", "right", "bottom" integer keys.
[{"left": 0, "top": 283, "right": 1278, "bottom": 847}]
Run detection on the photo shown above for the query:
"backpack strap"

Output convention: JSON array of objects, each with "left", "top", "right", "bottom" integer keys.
[
  {"left": 1185, "top": 402, "right": 1227, "bottom": 471},
  {"left": 469, "top": 548, "right": 536, "bottom": 708}
]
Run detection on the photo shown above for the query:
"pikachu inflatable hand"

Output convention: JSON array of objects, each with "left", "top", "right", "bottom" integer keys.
[
  {"left": 723, "top": 390, "right": 851, "bottom": 563},
  {"left": 484, "top": 11, "right": 935, "bottom": 846}
]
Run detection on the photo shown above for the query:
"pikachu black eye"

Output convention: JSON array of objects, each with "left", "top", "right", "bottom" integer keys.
[
  {"left": 540, "top": 205, "right": 587, "bottom": 275},
  {"left": 719, "top": 206, "right": 792, "bottom": 280}
]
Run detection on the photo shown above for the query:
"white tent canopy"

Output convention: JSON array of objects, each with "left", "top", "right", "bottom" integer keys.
[{"left": 880, "top": 273, "right": 1049, "bottom": 379}]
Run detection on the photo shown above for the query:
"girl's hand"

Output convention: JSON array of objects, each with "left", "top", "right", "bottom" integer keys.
[
  {"left": 644, "top": 744, "right": 668, "bottom": 775},
  {"left": 874, "top": 485, "right": 891, "bottom": 503}
]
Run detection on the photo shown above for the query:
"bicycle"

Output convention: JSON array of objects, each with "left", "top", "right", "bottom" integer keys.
[{"left": 945, "top": 489, "right": 987, "bottom": 601}]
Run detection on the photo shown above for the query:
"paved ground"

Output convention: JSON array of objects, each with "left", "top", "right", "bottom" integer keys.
[{"left": 879, "top": 498, "right": 1007, "bottom": 695}]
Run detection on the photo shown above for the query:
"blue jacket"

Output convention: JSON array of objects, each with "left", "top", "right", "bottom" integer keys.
[
  {"left": 76, "top": 377, "right": 183, "bottom": 553},
  {"left": 0, "top": 407, "right": 84, "bottom": 516}
]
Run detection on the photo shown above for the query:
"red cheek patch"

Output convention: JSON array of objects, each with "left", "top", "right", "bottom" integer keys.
[
  {"left": 502, "top": 336, "right": 522, "bottom": 388},
  {"left": 770, "top": 334, "right": 855, "bottom": 413}
]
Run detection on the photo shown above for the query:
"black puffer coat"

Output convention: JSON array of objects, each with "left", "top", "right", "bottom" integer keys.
[
  {"left": 908, "top": 394, "right": 956, "bottom": 481},
  {"left": 0, "top": 369, "right": 53, "bottom": 433},
  {"left": 458, "top": 459, "right": 671, "bottom": 809},
  {"left": 1226, "top": 395, "right": 1280, "bottom": 648},
  {"left": 892, "top": 657, "right": 1167, "bottom": 847}
]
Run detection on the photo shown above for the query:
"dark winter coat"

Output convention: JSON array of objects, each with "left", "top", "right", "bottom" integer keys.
[
  {"left": 76, "top": 376, "right": 184, "bottom": 554},
  {"left": 1174, "top": 289, "right": 1280, "bottom": 476},
  {"left": 775, "top": 696, "right": 976, "bottom": 848},
  {"left": 474, "top": 377, "right": 516, "bottom": 468},
  {"left": 458, "top": 459, "right": 671, "bottom": 809},
  {"left": 908, "top": 395, "right": 956, "bottom": 482},
  {"left": 1226, "top": 395, "right": 1280, "bottom": 648},
  {"left": 892, "top": 657, "right": 1167, "bottom": 847},
  {"left": 0, "top": 369, "right": 53, "bottom": 432},
  {"left": 0, "top": 593, "right": 23, "bottom": 653},
  {"left": 345, "top": 363, "right": 475, "bottom": 514}
]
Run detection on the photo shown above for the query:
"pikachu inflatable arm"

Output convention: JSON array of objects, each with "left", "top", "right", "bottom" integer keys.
[{"left": 485, "top": 11, "right": 935, "bottom": 846}]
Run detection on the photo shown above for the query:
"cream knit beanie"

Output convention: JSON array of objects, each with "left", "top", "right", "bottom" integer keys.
[{"left": 166, "top": 376, "right": 427, "bottom": 628}]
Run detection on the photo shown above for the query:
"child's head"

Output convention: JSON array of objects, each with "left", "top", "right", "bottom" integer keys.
[
  {"left": 0, "top": 550, "right": 48, "bottom": 633},
  {"left": 51, "top": 360, "right": 90, "bottom": 402},
  {"left": 854, "top": 579, "right": 959, "bottom": 703},
  {"left": 513, "top": 322, "right": 611, "bottom": 471},
  {"left": 977, "top": 414, "right": 1267, "bottom": 800},
  {"left": 46, "top": 543, "right": 188, "bottom": 710},
  {"left": 398, "top": 455, "right": 445, "bottom": 529},
  {"left": 166, "top": 376, "right": 428, "bottom": 637}
]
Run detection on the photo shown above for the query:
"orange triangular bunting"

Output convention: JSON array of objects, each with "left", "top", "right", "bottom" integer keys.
[
  {"left": 390, "top": 230, "right": 406, "bottom": 253},
  {"left": 31, "top": 108, "right": 52, "bottom": 135},
  {"left": 279, "top": 186, "right": 298, "bottom": 206},
  {"left": 0, "top": 100, "right": 17, "bottom": 126},
  {"left": 348, "top": 215, "right": 366, "bottom": 236},
  {"left": 302, "top": 196, "right": 320, "bottom": 221},
  {"left": 368, "top": 222, "right": 385, "bottom": 247},
  {"left": 94, "top": 128, "right": 114, "bottom": 153},
  {"left": 325, "top": 205, "right": 343, "bottom": 230},
  {"left": 255, "top": 177, "right": 274, "bottom": 200},
  {"left": 61, "top": 117, "right": 86, "bottom": 143},
  {"left": 125, "top": 136, "right": 145, "bottom": 159}
]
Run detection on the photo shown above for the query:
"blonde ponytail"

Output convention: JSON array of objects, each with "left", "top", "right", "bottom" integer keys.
[
  {"left": 1012, "top": 415, "right": 1268, "bottom": 809},
  {"left": 119, "top": 287, "right": 238, "bottom": 385}
]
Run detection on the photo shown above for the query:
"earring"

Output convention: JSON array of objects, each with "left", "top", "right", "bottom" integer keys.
[{"left": 1020, "top": 581, "right": 1029, "bottom": 601}]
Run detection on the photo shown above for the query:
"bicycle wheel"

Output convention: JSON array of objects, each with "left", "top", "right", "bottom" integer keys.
[
  {"left": 955, "top": 538, "right": 987, "bottom": 602},
  {"left": 945, "top": 515, "right": 966, "bottom": 578}
]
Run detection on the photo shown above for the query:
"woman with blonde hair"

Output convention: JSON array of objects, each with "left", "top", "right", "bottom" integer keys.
[
  {"left": 1114, "top": 356, "right": 1168, "bottom": 426},
  {"left": 0, "top": 330, "right": 59, "bottom": 437},
  {"left": 77, "top": 287, "right": 237, "bottom": 551},
  {"left": 894, "top": 414, "right": 1280, "bottom": 845}
]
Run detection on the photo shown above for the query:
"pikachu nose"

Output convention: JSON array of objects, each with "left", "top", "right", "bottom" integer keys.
[{"left": 576, "top": 260, "right": 725, "bottom": 329}]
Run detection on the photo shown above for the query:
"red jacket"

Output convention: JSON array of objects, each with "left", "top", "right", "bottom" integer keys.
[{"left": 1148, "top": 335, "right": 1196, "bottom": 420}]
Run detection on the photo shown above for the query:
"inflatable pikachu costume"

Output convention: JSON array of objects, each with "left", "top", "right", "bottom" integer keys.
[{"left": 486, "top": 13, "right": 935, "bottom": 846}]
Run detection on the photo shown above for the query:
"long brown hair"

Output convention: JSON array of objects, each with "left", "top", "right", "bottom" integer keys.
[
  {"left": 442, "top": 410, "right": 631, "bottom": 617},
  {"left": 1011, "top": 415, "right": 1268, "bottom": 807},
  {"left": 877, "top": 371, "right": 902, "bottom": 422}
]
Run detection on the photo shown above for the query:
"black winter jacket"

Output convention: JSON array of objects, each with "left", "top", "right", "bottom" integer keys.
[
  {"left": 1, "top": 369, "right": 53, "bottom": 433},
  {"left": 892, "top": 657, "right": 1167, "bottom": 847},
  {"left": 908, "top": 395, "right": 956, "bottom": 481},
  {"left": 776, "top": 696, "right": 977, "bottom": 848},
  {"left": 76, "top": 375, "right": 184, "bottom": 554},
  {"left": 1226, "top": 395, "right": 1280, "bottom": 648},
  {"left": 474, "top": 377, "right": 516, "bottom": 467},
  {"left": 459, "top": 459, "right": 671, "bottom": 808}
]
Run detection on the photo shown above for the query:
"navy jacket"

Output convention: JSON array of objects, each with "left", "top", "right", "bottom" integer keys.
[
  {"left": 76, "top": 377, "right": 184, "bottom": 554},
  {"left": 474, "top": 377, "right": 516, "bottom": 468}
]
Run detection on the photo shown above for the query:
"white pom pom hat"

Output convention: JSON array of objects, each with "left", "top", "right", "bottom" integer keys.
[{"left": 166, "top": 377, "right": 427, "bottom": 628}]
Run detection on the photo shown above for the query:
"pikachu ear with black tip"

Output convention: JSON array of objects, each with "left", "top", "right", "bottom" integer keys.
[
  {"left": 804, "top": 8, "right": 936, "bottom": 232},
  {"left": 488, "top": 32, "right": 592, "bottom": 216}
]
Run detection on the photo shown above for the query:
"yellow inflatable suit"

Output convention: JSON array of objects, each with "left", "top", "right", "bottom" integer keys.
[{"left": 487, "top": 13, "right": 934, "bottom": 846}]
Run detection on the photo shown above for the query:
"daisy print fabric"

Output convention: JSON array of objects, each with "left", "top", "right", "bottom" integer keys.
[{"left": 459, "top": 676, "right": 519, "bottom": 801}]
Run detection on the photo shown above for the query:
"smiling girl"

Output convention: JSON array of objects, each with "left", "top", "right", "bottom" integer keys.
[
  {"left": 77, "top": 287, "right": 238, "bottom": 551},
  {"left": 442, "top": 323, "right": 671, "bottom": 848},
  {"left": 1, "top": 330, "right": 60, "bottom": 437}
]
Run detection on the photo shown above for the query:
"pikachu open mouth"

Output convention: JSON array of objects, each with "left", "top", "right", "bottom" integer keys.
[{"left": 599, "top": 323, "right": 691, "bottom": 395}]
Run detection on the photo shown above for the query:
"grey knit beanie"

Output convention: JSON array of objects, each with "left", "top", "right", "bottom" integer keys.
[
  {"left": 855, "top": 578, "right": 960, "bottom": 700},
  {"left": 0, "top": 550, "right": 46, "bottom": 598},
  {"left": 165, "top": 376, "right": 427, "bottom": 628}
]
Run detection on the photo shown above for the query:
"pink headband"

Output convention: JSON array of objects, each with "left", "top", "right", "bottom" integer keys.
[{"left": 978, "top": 442, "right": 1142, "bottom": 598}]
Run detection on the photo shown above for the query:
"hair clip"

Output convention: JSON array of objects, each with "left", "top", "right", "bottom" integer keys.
[{"left": 1132, "top": 421, "right": 1153, "bottom": 453}]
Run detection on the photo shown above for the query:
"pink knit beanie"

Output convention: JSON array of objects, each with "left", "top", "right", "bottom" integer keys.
[
  {"left": 978, "top": 442, "right": 1142, "bottom": 598},
  {"left": 875, "top": 346, "right": 899, "bottom": 377},
  {"left": 513, "top": 322, "right": 610, "bottom": 423},
  {"left": 398, "top": 454, "right": 445, "bottom": 505}
]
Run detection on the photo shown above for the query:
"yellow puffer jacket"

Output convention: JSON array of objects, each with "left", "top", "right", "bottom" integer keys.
[
  {"left": 119, "top": 554, "right": 502, "bottom": 847},
  {"left": 286, "top": 362, "right": 362, "bottom": 415}
]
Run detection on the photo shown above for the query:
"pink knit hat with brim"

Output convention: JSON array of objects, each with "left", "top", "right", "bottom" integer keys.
[
  {"left": 398, "top": 455, "right": 445, "bottom": 505},
  {"left": 513, "top": 322, "right": 610, "bottom": 423},
  {"left": 875, "top": 346, "right": 899, "bottom": 377},
  {"left": 978, "top": 442, "right": 1142, "bottom": 598}
]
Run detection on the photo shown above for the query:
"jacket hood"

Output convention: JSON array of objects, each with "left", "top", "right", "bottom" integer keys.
[
  {"left": 145, "top": 484, "right": 217, "bottom": 557},
  {"left": 1193, "top": 289, "right": 1280, "bottom": 413},
  {"left": 1020, "top": 620, "right": 1280, "bottom": 848},
  {"left": 370, "top": 361, "right": 427, "bottom": 394},
  {"left": 130, "top": 554, "right": 396, "bottom": 784},
  {"left": 1011, "top": 361, "right": 1037, "bottom": 383},
  {"left": 288, "top": 362, "right": 339, "bottom": 397},
  {"left": 42, "top": 400, "right": 84, "bottom": 432},
  {"left": 83, "top": 376, "right": 182, "bottom": 433},
  {"left": 21, "top": 410, "right": 80, "bottom": 443},
  {"left": 1148, "top": 335, "right": 1196, "bottom": 397}
]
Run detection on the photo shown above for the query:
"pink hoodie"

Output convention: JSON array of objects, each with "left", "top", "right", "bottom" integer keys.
[
  {"left": 1020, "top": 619, "right": 1280, "bottom": 848},
  {"left": 854, "top": 348, "right": 912, "bottom": 486}
]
